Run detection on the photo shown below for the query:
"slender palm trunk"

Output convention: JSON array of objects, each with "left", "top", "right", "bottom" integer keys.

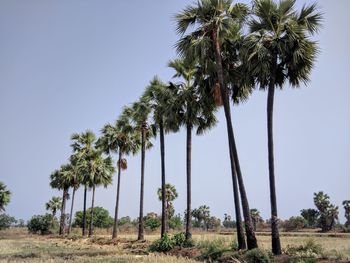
[
  {"left": 212, "top": 30, "right": 246, "bottom": 252},
  {"left": 185, "top": 123, "right": 192, "bottom": 240},
  {"left": 138, "top": 125, "right": 146, "bottom": 240},
  {"left": 68, "top": 187, "right": 76, "bottom": 235},
  {"left": 88, "top": 185, "right": 96, "bottom": 237},
  {"left": 82, "top": 185, "right": 87, "bottom": 236},
  {"left": 59, "top": 187, "right": 68, "bottom": 236},
  {"left": 52, "top": 211, "right": 56, "bottom": 228},
  {"left": 231, "top": 123, "right": 258, "bottom": 249},
  {"left": 112, "top": 151, "right": 122, "bottom": 239},
  {"left": 159, "top": 120, "right": 167, "bottom": 238},
  {"left": 267, "top": 56, "right": 281, "bottom": 254}
]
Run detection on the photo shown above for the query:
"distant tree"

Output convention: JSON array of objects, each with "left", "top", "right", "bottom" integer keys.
[
  {"left": 73, "top": 207, "right": 113, "bottom": 229},
  {"left": 250, "top": 209, "right": 263, "bottom": 231},
  {"left": 314, "top": 191, "right": 339, "bottom": 232},
  {"left": 300, "top": 208, "right": 319, "bottom": 228},
  {"left": 169, "top": 213, "right": 183, "bottom": 230},
  {"left": 283, "top": 216, "right": 306, "bottom": 231},
  {"left": 0, "top": 182, "right": 11, "bottom": 212},
  {"left": 206, "top": 216, "right": 221, "bottom": 231},
  {"left": 343, "top": 200, "right": 350, "bottom": 227},
  {"left": 145, "top": 215, "right": 161, "bottom": 231},
  {"left": 0, "top": 214, "right": 16, "bottom": 230},
  {"left": 192, "top": 205, "right": 210, "bottom": 230},
  {"left": 27, "top": 214, "right": 53, "bottom": 235},
  {"left": 223, "top": 213, "right": 236, "bottom": 229},
  {"left": 45, "top": 196, "right": 62, "bottom": 226},
  {"left": 157, "top": 184, "right": 178, "bottom": 231},
  {"left": 118, "top": 216, "right": 132, "bottom": 226}
]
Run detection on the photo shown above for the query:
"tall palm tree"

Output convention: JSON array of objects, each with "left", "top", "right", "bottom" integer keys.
[
  {"left": 97, "top": 110, "right": 139, "bottom": 239},
  {"left": 45, "top": 196, "right": 62, "bottom": 226},
  {"left": 142, "top": 76, "right": 176, "bottom": 238},
  {"left": 127, "top": 100, "right": 153, "bottom": 240},
  {"left": 175, "top": 0, "right": 257, "bottom": 249},
  {"left": 87, "top": 151, "right": 114, "bottom": 237},
  {"left": 50, "top": 164, "right": 72, "bottom": 235},
  {"left": 245, "top": 0, "right": 322, "bottom": 254},
  {"left": 168, "top": 57, "right": 216, "bottom": 240},
  {"left": 0, "top": 182, "right": 11, "bottom": 213},
  {"left": 71, "top": 130, "right": 96, "bottom": 237}
]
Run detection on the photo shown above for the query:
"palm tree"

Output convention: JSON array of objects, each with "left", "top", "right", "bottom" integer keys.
[
  {"left": 157, "top": 183, "right": 178, "bottom": 231},
  {"left": 67, "top": 157, "right": 82, "bottom": 235},
  {"left": 245, "top": 0, "right": 322, "bottom": 254},
  {"left": 142, "top": 76, "right": 176, "bottom": 238},
  {"left": 45, "top": 196, "right": 62, "bottom": 226},
  {"left": 0, "top": 182, "right": 11, "bottom": 213},
  {"left": 97, "top": 110, "right": 138, "bottom": 239},
  {"left": 168, "top": 57, "right": 216, "bottom": 240},
  {"left": 87, "top": 151, "right": 114, "bottom": 237},
  {"left": 50, "top": 164, "right": 72, "bottom": 235},
  {"left": 175, "top": 0, "right": 257, "bottom": 249},
  {"left": 71, "top": 130, "right": 97, "bottom": 237},
  {"left": 127, "top": 99, "right": 153, "bottom": 240}
]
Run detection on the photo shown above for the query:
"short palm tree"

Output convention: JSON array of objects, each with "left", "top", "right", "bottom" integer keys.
[
  {"left": 71, "top": 130, "right": 97, "bottom": 236},
  {"left": 175, "top": 0, "right": 257, "bottom": 249},
  {"left": 97, "top": 110, "right": 139, "bottom": 239},
  {"left": 50, "top": 164, "right": 72, "bottom": 235},
  {"left": 245, "top": 0, "right": 322, "bottom": 254},
  {"left": 87, "top": 151, "right": 114, "bottom": 237},
  {"left": 45, "top": 196, "right": 62, "bottom": 226},
  {"left": 142, "top": 76, "right": 176, "bottom": 238},
  {"left": 157, "top": 183, "right": 178, "bottom": 231},
  {"left": 0, "top": 182, "right": 11, "bottom": 213},
  {"left": 168, "top": 57, "right": 216, "bottom": 240}
]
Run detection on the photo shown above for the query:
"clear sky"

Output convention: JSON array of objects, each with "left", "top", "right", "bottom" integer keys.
[{"left": 0, "top": 0, "right": 349, "bottom": 223}]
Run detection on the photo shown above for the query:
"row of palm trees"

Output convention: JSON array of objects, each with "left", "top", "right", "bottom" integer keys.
[{"left": 48, "top": 0, "right": 321, "bottom": 255}]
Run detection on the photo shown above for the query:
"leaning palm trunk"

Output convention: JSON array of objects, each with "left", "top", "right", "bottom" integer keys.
[
  {"left": 185, "top": 123, "right": 192, "bottom": 240},
  {"left": 82, "top": 185, "right": 87, "bottom": 236},
  {"left": 68, "top": 187, "right": 76, "bottom": 234},
  {"left": 59, "top": 187, "right": 68, "bottom": 236},
  {"left": 212, "top": 28, "right": 257, "bottom": 249},
  {"left": 88, "top": 185, "right": 96, "bottom": 237},
  {"left": 138, "top": 125, "right": 146, "bottom": 240},
  {"left": 267, "top": 55, "right": 281, "bottom": 255},
  {"left": 159, "top": 120, "right": 167, "bottom": 238},
  {"left": 112, "top": 151, "right": 122, "bottom": 239}
]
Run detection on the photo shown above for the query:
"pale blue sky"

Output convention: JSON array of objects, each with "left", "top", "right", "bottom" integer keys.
[{"left": 0, "top": 0, "right": 349, "bottom": 223}]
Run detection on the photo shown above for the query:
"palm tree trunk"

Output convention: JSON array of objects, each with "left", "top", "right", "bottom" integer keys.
[
  {"left": 211, "top": 29, "right": 248, "bottom": 250},
  {"left": 159, "top": 120, "right": 167, "bottom": 238},
  {"left": 112, "top": 150, "right": 122, "bottom": 239},
  {"left": 82, "top": 185, "right": 87, "bottom": 236},
  {"left": 88, "top": 185, "right": 96, "bottom": 237},
  {"left": 138, "top": 125, "right": 146, "bottom": 240},
  {"left": 231, "top": 125, "right": 258, "bottom": 249},
  {"left": 68, "top": 187, "right": 76, "bottom": 235},
  {"left": 59, "top": 188, "right": 68, "bottom": 236},
  {"left": 185, "top": 123, "right": 192, "bottom": 240},
  {"left": 267, "top": 56, "right": 281, "bottom": 254}
]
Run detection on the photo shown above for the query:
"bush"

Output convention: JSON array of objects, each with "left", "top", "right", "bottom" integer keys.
[
  {"left": 169, "top": 214, "right": 183, "bottom": 230},
  {"left": 283, "top": 216, "right": 307, "bottom": 231},
  {"left": 149, "top": 233, "right": 175, "bottom": 252},
  {"left": 0, "top": 214, "right": 16, "bottom": 230},
  {"left": 172, "top": 232, "right": 194, "bottom": 247},
  {"left": 27, "top": 214, "right": 54, "bottom": 235},
  {"left": 246, "top": 248, "right": 271, "bottom": 263},
  {"left": 198, "top": 238, "right": 228, "bottom": 261},
  {"left": 73, "top": 207, "right": 113, "bottom": 228},
  {"left": 284, "top": 239, "right": 322, "bottom": 259}
]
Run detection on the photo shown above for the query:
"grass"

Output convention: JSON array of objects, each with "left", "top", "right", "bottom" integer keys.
[{"left": 0, "top": 229, "right": 349, "bottom": 262}]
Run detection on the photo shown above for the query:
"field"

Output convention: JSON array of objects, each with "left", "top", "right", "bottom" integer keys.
[{"left": 1, "top": 229, "right": 350, "bottom": 262}]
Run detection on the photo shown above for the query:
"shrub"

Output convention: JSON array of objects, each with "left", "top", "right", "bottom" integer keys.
[
  {"left": 73, "top": 207, "right": 113, "bottom": 228},
  {"left": 246, "top": 248, "right": 271, "bottom": 263},
  {"left": 198, "top": 238, "right": 228, "bottom": 261},
  {"left": 283, "top": 216, "right": 307, "bottom": 231},
  {"left": 284, "top": 239, "right": 322, "bottom": 259},
  {"left": 172, "top": 232, "right": 194, "bottom": 247},
  {"left": 27, "top": 214, "right": 54, "bottom": 235},
  {"left": 0, "top": 214, "right": 16, "bottom": 230},
  {"left": 149, "top": 233, "right": 175, "bottom": 252},
  {"left": 145, "top": 217, "right": 161, "bottom": 231}
]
